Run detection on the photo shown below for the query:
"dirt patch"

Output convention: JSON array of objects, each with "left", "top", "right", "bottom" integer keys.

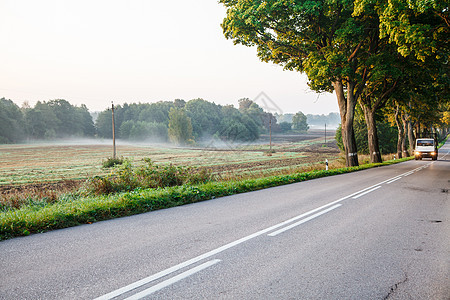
[{"left": 0, "top": 180, "right": 84, "bottom": 196}]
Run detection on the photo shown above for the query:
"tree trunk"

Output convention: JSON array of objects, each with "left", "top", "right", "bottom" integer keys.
[
  {"left": 407, "top": 101, "right": 415, "bottom": 152},
  {"left": 361, "top": 104, "right": 382, "bottom": 163},
  {"left": 408, "top": 120, "right": 415, "bottom": 151},
  {"left": 333, "top": 80, "right": 359, "bottom": 167},
  {"left": 401, "top": 114, "right": 410, "bottom": 157},
  {"left": 394, "top": 104, "right": 403, "bottom": 159}
]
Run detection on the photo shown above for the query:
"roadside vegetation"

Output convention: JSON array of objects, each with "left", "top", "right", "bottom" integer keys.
[
  {"left": 1, "top": 133, "right": 448, "bottom": 240},
  {"left": 0, "top": 155, "right": 412, "bottom": 241}
]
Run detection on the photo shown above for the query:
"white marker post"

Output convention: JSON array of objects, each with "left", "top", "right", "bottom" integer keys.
[{"left": 326, "top": 159, "right": 329, "bottom": 171}]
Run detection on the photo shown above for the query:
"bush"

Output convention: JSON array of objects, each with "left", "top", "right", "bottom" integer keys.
[
  {"left": 102, "top": 157, "right": 124, "bottom": 168},
  {"left": 88, "top": 158, "right": 213, "bottom": 195}
]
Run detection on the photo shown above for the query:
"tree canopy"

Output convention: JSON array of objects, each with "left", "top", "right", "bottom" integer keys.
[
  {"left": 220, "top": 0, "right": 449, "bottom": 165},
  {"left": 0, "top": 98, "right": 95, "bottom": 143}
]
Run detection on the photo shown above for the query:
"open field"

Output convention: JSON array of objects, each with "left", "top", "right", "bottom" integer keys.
[
  {"left": 1, "top": 130, "right": 419, "bottom": 239},
  {"left": 0, "top": 132, "right": 339, "bottom": 186},
  {"left": 0, "top": 132, "right": 342, "bottom": 210}
]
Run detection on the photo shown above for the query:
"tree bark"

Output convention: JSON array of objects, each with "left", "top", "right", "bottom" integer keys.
[
  {"left": 333, "top": 80, "right": 359, "bottom": 167},
  {"left": 407, "top": 101, "right": 415, "bottom": 152},
  {"left": 407, "top": 120, "right": 415, "bottom": 151},
  {"left": 401, "top": 114, "right": 410, "bottom": 157},
  {"left": 362, "top": 104, "right": 382, "bottom": 163},
  {"left": 394, "top": 104, "right": 404, "bottom": 158}
]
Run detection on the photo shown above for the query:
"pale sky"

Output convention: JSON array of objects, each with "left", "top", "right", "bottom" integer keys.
[{"left": 0, "top": 0, "right": 339, "bottom": 115}]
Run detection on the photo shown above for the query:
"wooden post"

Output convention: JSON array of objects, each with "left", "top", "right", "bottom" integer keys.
[
  {"left": 325, "top": 123, "right": 327, "bottom": 145},
  {"left": 112, "top": 101, "right": 116, "bottom": 159},
  {"left": 269, "top": 116, "right": 272, "bottom": 152}
]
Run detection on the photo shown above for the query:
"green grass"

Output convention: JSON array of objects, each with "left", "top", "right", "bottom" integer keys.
[
  {"left": 0, "top": 143, "right": 325, "bottom": 185},
  {"left": 0, "top": 157, "right": 411, "bottom": 241}
]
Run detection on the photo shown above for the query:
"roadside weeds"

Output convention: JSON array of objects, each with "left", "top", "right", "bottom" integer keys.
[{"left": 0, "top": 157, "right": 413, "bottom": 241}]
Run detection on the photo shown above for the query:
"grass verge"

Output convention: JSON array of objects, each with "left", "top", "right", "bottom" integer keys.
[{"left": 0, "top": 157, "right": 412, "bottom": 241}]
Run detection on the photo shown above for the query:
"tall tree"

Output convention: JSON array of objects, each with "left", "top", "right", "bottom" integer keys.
[
  {"left": 292, "top": 111, "right": 309, "bottom": 132},
  {"left": 185, "top": 99, "right": 222, "bottom": 138},
  {"left": 358, "top": 48, "right": 402, "bottom": 163},
  {"left": 168, "top": 108, "right": 194, "bottom": 145},
  {"left": 76, "top": 104, "right": 96, "bottom": 137},
  {"left": 0, "top": 98, "right": 25, "bottom": 143},
  {"left": 220, "top": 0, "right": 384, "bottom": 166},
  {"left": 219, "top": 105, "right": 260, "bottom": 141},
  {"left": 25, "top": 101, "right": 60, "bottom": 139}
]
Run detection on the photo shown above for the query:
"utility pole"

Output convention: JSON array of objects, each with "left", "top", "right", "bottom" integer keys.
[
  {"left": 112, "top": 101, "right": 116, "bottom": 159},
  {"left": 324, "top": 123, "right": 327, "bottom": 145},
  {"left": 269, "top": 116, "right": 272, "bottom": 152}
]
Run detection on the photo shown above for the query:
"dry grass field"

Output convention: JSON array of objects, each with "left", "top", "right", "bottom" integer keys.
[
  {"left": 0, "top": 132, "right": 342, "bottom": 207},
  {"left": 0, "top": 134, "right": 339, "bottom": 184}
]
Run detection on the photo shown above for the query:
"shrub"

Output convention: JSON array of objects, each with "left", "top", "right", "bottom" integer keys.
[
  {"left": 87, "top": 158, "right": 214, "bottom": 195},
  {"left": 102, "top": 157, "right": 124, "bottom": 168}
]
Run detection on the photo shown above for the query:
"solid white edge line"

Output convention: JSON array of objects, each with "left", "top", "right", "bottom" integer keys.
[
  {"left": 352, "top": 186, "right": 382, "bottom": 199},
  {"left": 268, "top": 204, "right": 342, "bottom": 237},
  {"left": 94, "top": 163, "right": 429, "bottom": 300},
  {"left": 124, "top": 259, "right": 221, "bottom": 300}
]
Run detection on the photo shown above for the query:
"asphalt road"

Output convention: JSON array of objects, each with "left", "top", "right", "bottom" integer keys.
[{"left": 1, "top": 142, "right": 449, "bottom": 299}]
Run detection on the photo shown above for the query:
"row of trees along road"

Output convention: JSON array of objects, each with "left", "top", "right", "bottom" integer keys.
[{"left": 220, "top": 0, "right": 449, "bottom": 166}]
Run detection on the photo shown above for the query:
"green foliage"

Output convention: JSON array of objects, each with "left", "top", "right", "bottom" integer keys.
[
  {"left": 218, "top": 105, "right": 260, "bottom": 141},
  {"left": 0, "top": 157, "right": 412, "bottom": 240},
  {"left": 354, "top": 0, "right": 449, "bottom": 61},
  {"left": 279, "top": 122, "right": 292, "bottom": 133},
  {"left": 219, "top": 0, "right": 380, "bottom": 167},
  {"left": 119, "top": 120, "right": 168, "bottom": 141},
  {"left": 0, "top": 98, "right": 95, "bottom": 143},
  {"left": 94, "top": 99, "right": 271, "bottom": 144},
  {"left": 336, "top": 111, "right": 398, "bottom": 155},
  {"left": 23, "top": 99, "right": 95, "bottom": 140},
  {"left": 87, "top": 159, "right": 213, "bottom": 195},
  {"left": 185, "top": 99, "right": 222, "bottom": 138},
  {"left": 168, "top": 108, "right": 194, "bottom": 145},
  {"left": 102, "top": 157, "right": 124, "bottom": 168},
  {"left": 220, "top": 0, "right": 364, "bottom": 90},
  {"left": 96, "top": 101, "right": 174, "bottom": 139},
  {"left": 292, "top": 111, "right": 309, "bottom": 132},
  {"left": 0, "top": 98, "right": 25, "bottom": 143}
]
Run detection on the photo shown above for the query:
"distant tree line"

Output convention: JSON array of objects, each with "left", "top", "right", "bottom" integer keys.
[
  {"left": 0, "top": 95, "right": 323, "bottom": 145},
  {"left": 1, "top": 97, "right": 321, "bottom": 145},
  {"left": 0, "top": 98, "right": 95, "bottom": 143},
  {"left": 96, "top": 98, "right": 282, "bottom": 145},
  {"left": 306, "top": 113, "right": 340, "bottom": 127}
]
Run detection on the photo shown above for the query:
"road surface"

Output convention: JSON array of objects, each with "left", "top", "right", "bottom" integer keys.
[{"left": 1, "top": 142, "right": 449, "bottom": 299}]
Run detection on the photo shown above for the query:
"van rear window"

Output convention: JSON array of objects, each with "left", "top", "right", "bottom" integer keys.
[{"left": 417, "top": 140, "right": 434, "bottom": 146}]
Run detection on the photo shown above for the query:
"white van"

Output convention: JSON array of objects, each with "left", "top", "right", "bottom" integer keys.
[{"left": 414, "top": 138, "right": 438, "bottom": 160}]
